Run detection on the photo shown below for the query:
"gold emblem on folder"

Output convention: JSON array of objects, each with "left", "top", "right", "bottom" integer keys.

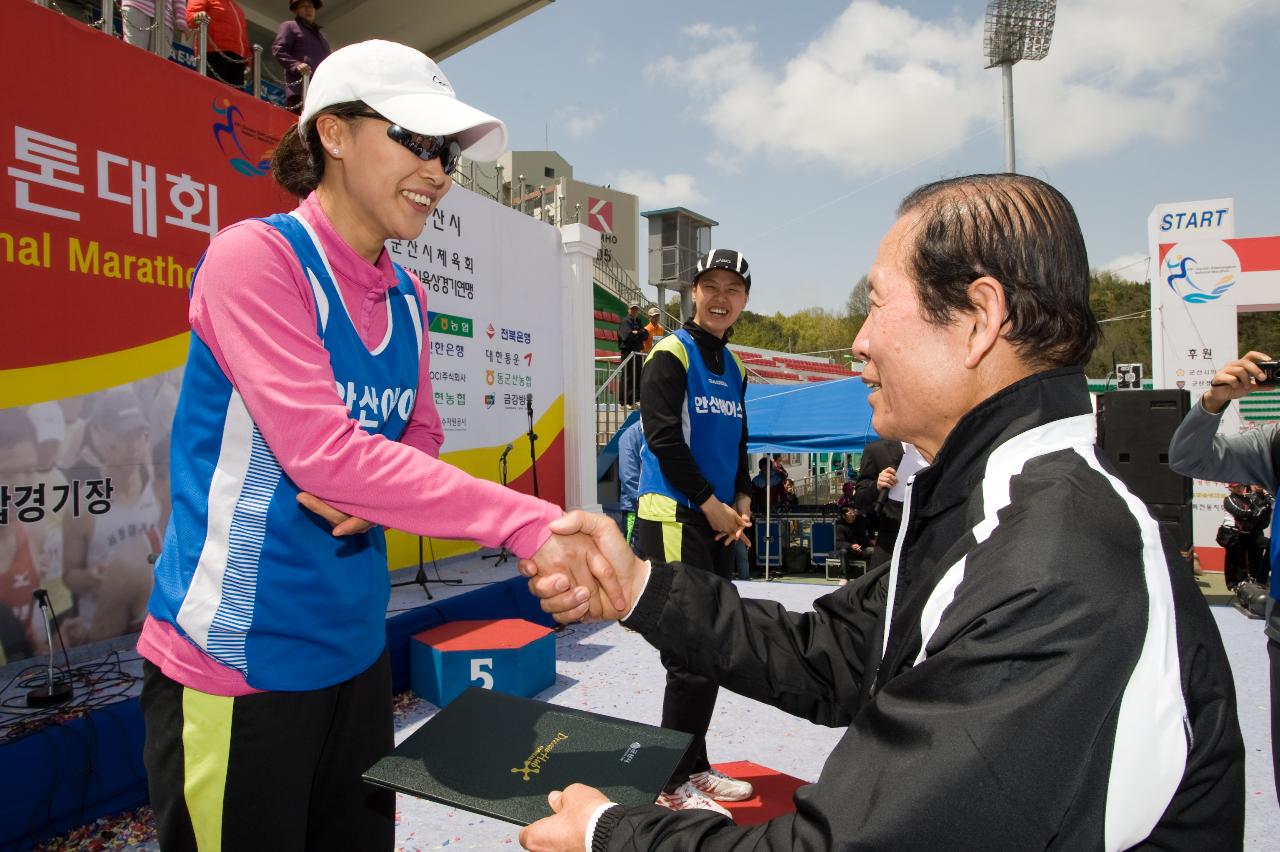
[{"left": 511, "top": 732, "right": 569, "bottom": 781}]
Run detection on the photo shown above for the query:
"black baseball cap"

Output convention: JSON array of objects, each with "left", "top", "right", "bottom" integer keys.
[{"left": 693, "top": 249, "right": 751, "bottom": 291}]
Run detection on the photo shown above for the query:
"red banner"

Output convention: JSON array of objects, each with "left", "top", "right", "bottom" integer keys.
[
  {"left": 0, "top": 0, "right": 294, "bottom": 402},
  {"left": 0, "top": 0, "right": 296, "bottom": 662}
]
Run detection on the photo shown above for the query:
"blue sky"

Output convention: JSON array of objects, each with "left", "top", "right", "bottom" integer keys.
[{"left": 442, "top": 0, "right": 1280, "bottom": 317}]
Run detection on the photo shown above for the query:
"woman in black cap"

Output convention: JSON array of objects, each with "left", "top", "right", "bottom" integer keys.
[{"left": 632, "top": 248, "right": 756, "bottom": 813}]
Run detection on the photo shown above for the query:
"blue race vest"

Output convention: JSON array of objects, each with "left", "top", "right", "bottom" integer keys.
[
  {"left": 637, "top": 329, "right": 744, "bottom": 510},
  {"left": 148, "top": 212, "right": 424, "bottom": 690}
]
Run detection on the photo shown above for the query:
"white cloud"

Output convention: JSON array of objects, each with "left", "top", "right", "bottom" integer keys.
[
  {"left": 648, "top": 0, "right": 1273, "bottom": 175},
  {"left": 554, "top": 106, "right": 604, "bottom": 138},
  {"left": 705, "top": 150, "right": 745, "bottom": 174},
  {"left": 682, "top": 22, "right": 746, "bottom": 40},
  {"left": 612, "top": 171, "right": 706, "bottom": 208},
  {"left": 1099, "top": 252, "right": 1150, "bottom": 282}
]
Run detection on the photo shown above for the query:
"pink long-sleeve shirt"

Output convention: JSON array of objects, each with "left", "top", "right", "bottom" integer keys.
[{"left": 138, "top": 193, "right": 561, "bottom": 694}]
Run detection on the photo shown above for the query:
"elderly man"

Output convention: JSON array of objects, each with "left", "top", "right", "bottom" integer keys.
[{"left": 520, "top": 173, "right": 1244, "bottom": 851}]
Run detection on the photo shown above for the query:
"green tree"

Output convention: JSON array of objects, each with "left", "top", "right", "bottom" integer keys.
[
  {"left": 846, "top": 275, "right": 869, "bottom": 317},
  {"left": 1237, "top": 311, "right": 1280, "bottom": 356},
  {"left": 1085, "top": 271, "right": 1152, "bottom": 379}
]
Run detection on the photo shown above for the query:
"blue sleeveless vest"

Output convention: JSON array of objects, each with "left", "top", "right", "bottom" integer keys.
[
  {"left": 148, "top": 212, "right": 423, "bottom": 690},
  {"left": 637, "top": 328, "right": 744, "bottom": 509}
]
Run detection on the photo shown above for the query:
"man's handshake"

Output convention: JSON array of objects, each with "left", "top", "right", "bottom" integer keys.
[
  {"left": 519, "top": 511, "right": 650, "bottom": 624},
  {"left": 295, "top": 491, "right": 645, "bottom": 624}
]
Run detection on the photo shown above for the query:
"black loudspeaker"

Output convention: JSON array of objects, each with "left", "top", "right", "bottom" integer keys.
[
  {"left": 1097, "top": 390, "right": 1193, "bottom": 506},
  {"left": 1146, "top": 502, "right": 1193, "bottom": 554}
]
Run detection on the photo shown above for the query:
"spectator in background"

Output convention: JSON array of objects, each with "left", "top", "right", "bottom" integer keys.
[
  {"left": 616, "top": 304, "right": 649, "bottom": 406},
  {"left": 836, "top": 477, "right": 856, "bottom": 509},
  {"left": 772, "top": 454, "right": 788, "bottom": 478},
  {"left": 615, "top": 417, "right": 646, "bottom": 556},
  {"left": 188, "top": 0, "right": 249, "bottom": 87},
  {"left": 855, "top": 440, "right": 927, "bottom": 570},
  {"left": 642, "top": 306, "right": 665, "bottom": 353},
  {"left": 1169, "top": 349, "right": 1280, "bottom": 806},
  {"left": 854, "top": 438, "right": 903, "bottom": 567},
  {"left": 833, "top": 503, "right": 870, "bottom": 585},
  {"left": 122, "top": 0, "right": 188, "bottom": 53},
  {"left": 778, "top": 477, "right": 799, "bottom": 513},
  {"left": 272, "top": 0, "right": 331, "bottom": 112},
  {"left": 1220, "top": 482, "right": 1270, "bottom": 590},
  {"left": 1255, "top": 485, "right": 1274, "bottom": 585},
  {"left": 748, "top": 456, "right": 782, "bottom": 512}
]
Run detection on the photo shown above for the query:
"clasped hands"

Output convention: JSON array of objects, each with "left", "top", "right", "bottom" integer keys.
[
  {"left": 296, "top": 493, "right": 646, "bottom": 624},
  {"left": 517, "top": 511, "right": 649, "bottom": 623},
  {"left": 701, "top": 493, "right": 753, "bottom": 547}
]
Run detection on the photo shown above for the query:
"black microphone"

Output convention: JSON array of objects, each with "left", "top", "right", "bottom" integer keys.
[
  {"left": 499, "top": 443, "right": 514, "bottom": 460},
  {"left": 875, "top": 487, "right": 889, "bottom": 513}
]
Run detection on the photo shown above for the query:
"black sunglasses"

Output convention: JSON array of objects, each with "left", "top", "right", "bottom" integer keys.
[
  {"left": 384, "top": 124, "right": 462, "bottom": 175},
  {"left": 348, "top": 111, "right": 463, "bottom": 175}
]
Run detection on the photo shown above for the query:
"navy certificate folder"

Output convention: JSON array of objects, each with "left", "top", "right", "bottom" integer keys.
[{"left": 362, "top": 687, "right": 692, "bottom": 825}]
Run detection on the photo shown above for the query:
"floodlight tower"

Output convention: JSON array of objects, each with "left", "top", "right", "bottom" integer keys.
[{"left": 984, "top": 0, "right": 1057, "bottom": 173}]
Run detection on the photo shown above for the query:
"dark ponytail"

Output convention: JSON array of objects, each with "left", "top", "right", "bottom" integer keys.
[{"left": 270, "top": 101, "right": 375, "bottom": 198}]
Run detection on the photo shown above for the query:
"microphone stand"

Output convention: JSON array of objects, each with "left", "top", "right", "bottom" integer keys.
[
  {"left": 526, "top": 394, "right": 539, "bottom": 498},
  {"left": 482, "top": 443, "right": 516, "bottom": 565},
  {"left": 27, "top": 589, "right": 72, "bottom": 707},
  {"left": 392, "top": 536, "right": 464, "bottom": 599}
]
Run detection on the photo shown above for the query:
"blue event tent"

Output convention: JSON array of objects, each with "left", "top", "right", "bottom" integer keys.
[{"left": 745, "top": 377, "right": 878, "bottom": 454}]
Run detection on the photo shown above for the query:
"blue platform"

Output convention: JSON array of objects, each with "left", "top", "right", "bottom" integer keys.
[{"left": 0, "top": 575, "right": 554, "bottom": 851}]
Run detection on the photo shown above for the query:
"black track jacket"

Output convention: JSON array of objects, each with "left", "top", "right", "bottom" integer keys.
[{"left": 596, "top": 368, "right": 1244, "bottom": 851}]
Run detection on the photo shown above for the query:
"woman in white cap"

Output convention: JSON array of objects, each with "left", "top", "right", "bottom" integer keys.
[{"left": 139, "top": 40, "right": 622, "bottom": 851}]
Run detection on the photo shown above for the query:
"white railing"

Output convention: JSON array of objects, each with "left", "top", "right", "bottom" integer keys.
[
  {"left": 593, "top": 352, "right": 639, "bottom": 448},
  {"left": 592, "top": 255, "right": 648, "bottom": 312}
]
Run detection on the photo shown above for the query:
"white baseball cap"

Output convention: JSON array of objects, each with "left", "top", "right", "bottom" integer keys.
[{"left": 299, "top": 40, "right": 508, "bottom": 162}]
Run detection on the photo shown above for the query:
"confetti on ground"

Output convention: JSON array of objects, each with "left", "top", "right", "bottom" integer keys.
[{"left": 35, "top": 805, "right": 157, "bottom": 851}]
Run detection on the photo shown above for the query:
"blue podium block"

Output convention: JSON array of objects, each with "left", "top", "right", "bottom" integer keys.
[{"left": 410, "top": 618, "right": 555, "bottom": 708}]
